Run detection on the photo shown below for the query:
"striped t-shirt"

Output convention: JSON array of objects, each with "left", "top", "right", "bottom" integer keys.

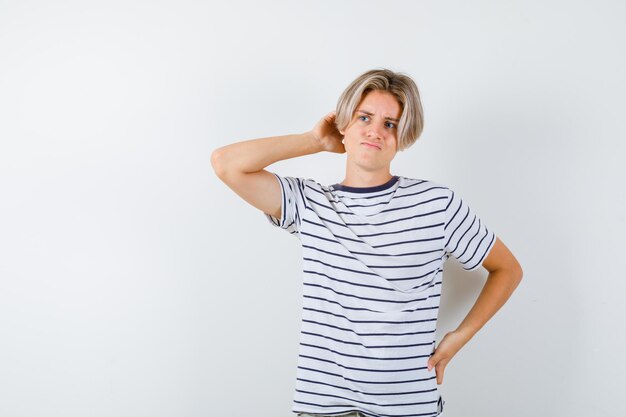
[{"left": 264, "top": 173, "right": 496, "bottom": 417}]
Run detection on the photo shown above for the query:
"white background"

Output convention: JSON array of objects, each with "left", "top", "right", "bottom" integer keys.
[{"left": 1, "top": 1, "right": 624, "bottom": 416}]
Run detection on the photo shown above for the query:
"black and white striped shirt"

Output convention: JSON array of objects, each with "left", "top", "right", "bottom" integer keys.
[{"left": 264, "top": 173, "right": 496, "bottom": 417}]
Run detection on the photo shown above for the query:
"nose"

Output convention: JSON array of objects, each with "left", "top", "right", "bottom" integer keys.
[{"left": 367, "top": 123, "right": 384, "bottom": 140}]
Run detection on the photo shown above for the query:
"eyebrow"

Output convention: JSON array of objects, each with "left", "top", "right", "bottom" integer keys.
[{"left": 356, "top": 109, "right": 400, "bottom": 122}]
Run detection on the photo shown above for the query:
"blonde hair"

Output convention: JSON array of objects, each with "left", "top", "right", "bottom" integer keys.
[{"left": 335, "top": 68, "right": 424, "bottom": 151}]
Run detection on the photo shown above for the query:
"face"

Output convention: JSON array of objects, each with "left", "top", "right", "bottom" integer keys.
[{"left": 340, "top": 89, "right": 402, "bottom": 173}]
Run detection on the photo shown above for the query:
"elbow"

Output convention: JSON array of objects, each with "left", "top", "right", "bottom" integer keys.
[
  {"left": 511, "top": 260, "right": 524, "bottom": 286},
  {"left": 489, "top": 258, "right": 523, "bottom": 287},
  {"left": 211, "top": 147, "right": 228, "bottom": 179}
]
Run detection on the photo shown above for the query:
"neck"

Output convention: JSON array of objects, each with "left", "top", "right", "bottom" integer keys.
[{"left": 339, "top": 169, "right": 393, "bottom": 188}]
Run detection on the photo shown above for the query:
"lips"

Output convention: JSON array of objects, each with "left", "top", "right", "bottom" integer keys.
[{"left": 361, "top": 142, "right": 381, "bottom": 150}]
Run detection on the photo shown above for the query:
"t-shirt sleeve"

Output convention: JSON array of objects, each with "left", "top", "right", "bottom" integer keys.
[
  {"left": 443, "top": 188, "right": 496, "bottom": 271},
  {"left": 264, "top": 172, "right": 308, "bottom": 238}
]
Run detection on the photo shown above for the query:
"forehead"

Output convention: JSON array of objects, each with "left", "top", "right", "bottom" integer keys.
[{"left": 357, "top": 90, "right": 402, "bottom": 118}]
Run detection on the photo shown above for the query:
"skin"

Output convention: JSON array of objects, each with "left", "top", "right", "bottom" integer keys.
[
  {"left": 313, "top": 90, "right": 523, "bottom": 385},
  {"left": 336, "top": 89, "right": 401, "bottom": 187},
  {"left": 212, "top": 88, "right": 523, "bottom": 386}
]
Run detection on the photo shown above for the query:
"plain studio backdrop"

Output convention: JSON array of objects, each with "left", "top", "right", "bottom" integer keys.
[{"left": 1, "top": 0, "right": 624, "bottom": 416}]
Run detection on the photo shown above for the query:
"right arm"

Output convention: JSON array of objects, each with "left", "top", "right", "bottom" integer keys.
[{"left": 210, "top": 111, "right": 344, "bottom": 220}]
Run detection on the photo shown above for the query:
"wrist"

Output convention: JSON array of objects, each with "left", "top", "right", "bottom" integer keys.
[
  {"left": 453, "top": 325, "right": 476, "bottom": 345},
  {"left": 304, "top": 130, "right": 324, "bottom": 153}
]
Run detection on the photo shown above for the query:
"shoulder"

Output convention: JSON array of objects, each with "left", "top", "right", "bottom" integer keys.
[
  {"left": 273, "top": 174, "right": 319, "bottom": 189},
  {"left": 294, "top": 176, "right": 326, "bottom": 192},
  {"left": 397, "top": 175, "right": 453, "bottom": 198},
  {"left": 275, "top": 175, "right": 328, "bottom": 202}
]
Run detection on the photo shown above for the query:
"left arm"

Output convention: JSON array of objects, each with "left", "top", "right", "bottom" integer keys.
[{"left": 427, "top": 236, "right": 523, "bottom": 384}]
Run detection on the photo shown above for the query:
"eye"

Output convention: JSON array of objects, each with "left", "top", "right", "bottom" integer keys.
[
  {"left": 358, "top": 115, "right": 369, "bottom": 122},
  {"left": 385, "top": 122, "right": 397, "bottom": 129}
]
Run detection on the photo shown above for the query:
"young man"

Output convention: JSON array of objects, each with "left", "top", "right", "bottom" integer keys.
[{"left": 211, "top": 69, "right": 523, "bottom": 417}]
